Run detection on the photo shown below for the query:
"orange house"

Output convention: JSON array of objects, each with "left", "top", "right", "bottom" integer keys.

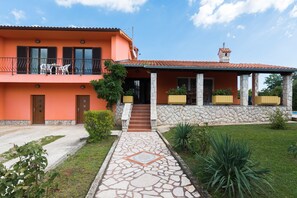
[
  {"left": 0, "top": 26, "right": 136, "bottom": 125},
  {"left": 0, "top": 26, "right": 296, "bottom": 129}
]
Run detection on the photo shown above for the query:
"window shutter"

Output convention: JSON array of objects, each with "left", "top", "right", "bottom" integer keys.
[
  {"left": 92, "top": 48, "right": 101, "bottom": 74},
  {"left": 63, "top": 47, "right": 73, "bottom": 74},
  {"left": 17, "top": 46, "right": 27, "bottom": 74},
  {"left": 47, "top": 47, "right": 57, "bottom": 64}
]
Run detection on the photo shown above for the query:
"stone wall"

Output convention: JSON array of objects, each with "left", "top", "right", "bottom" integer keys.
[
  {"left": 115, "top": 104, "right": 124, "bottom": 126},
  {"left": 157, "top": 105, "right": 291, "bottom": 126}
]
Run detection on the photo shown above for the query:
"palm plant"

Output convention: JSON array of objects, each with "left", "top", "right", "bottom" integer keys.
[
  {"left": 200, "top": 135, "right": 272, "bottom": 198},
  {"left": 173, "top": 123, "right": 193, "bottom": 151}
]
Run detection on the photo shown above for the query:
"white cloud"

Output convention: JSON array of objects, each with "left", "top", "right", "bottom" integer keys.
[
  {"left": 55, "top": 0, "right": 148, "bottom": 13},
  {"left": 290, "top": 5, "right": 297, "bottom": 17},
  {"left": 227, "top": 32, "right": 236, "bottom": 38},
  {"left": 11, "top": 9, "right": 25, "bottom": 23},
  {"left": 188, "top": 0, "right": 197, "bottom": 6},
  {"left": 236, "top": 24, "right": 245, "bottom": 29},
  {"left": 191, "top": 0, "right": 294, "bottom": 27}
]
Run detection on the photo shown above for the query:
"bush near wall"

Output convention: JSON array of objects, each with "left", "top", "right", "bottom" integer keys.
[{"left": 84, "top": 110, "right": 114, "bottom": 143}]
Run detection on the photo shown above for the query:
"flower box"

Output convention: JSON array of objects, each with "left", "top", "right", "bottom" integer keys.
[
  {"left": 123, "top": 96, "right": 133, "bottom": 103},
  {"left": 168, "top": 95, "right": 187, "bottom": 105},
  {"left": 212, "top": 95, "right": 233, "bottom": 105},
  {"left": 255, "top": 96, "right": 280, "bottom": 105}
]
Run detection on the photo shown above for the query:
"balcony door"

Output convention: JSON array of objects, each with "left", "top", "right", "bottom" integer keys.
[
  {"left": 75, "top": 48, "right": 93, "bottom": 74},
  {"left": 30, "top": 48, "right": 48, "bottom": 74}
]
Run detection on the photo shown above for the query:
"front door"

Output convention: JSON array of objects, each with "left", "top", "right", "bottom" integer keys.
[
  {"left": 76, "top": 95, "right": 90, "bottom": 124},
  {"left": 32, "top": 95, "right": 45, "bottom": 124}
]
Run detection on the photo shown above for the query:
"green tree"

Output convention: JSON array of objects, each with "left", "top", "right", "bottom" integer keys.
[{"left": 91, "top": 61, "right": 127, "bottom": 110}]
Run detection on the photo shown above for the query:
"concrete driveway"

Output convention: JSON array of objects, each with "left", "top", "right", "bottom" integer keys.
[{"left": 0, "top": 125, "right": 89, "bottom": 170}]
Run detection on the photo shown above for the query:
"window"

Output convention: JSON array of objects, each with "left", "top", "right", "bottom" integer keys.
[
  {"left": 63, "top": 47, "right": 101, "bottom": 75},
  {"left": 177, "top": 78, "right": 196, "bottom": 91},
  {"left": 17, "top": 46, "right": 56, "bottom": 74}
]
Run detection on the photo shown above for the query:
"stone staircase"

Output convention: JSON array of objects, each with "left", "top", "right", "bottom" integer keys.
[{"left": 128, "top": 104, "right": 151, "bottom": 132}]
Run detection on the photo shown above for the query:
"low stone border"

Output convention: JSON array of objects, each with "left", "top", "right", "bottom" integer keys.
[
  {"left": 85, "top": 132, "right": 121, "bottom": 198},
  {"left": 157, "top": 130, "right": 211, "bottom": 198},
  {"left": 46, "top": 138, "right": 87, "bottom": 172}
]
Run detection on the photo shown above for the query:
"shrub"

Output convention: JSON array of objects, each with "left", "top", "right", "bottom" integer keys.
[
  {"left": 200, "top": 135, "right": 272, "bottom": 198},
  {"left": 212, "top": 88, "right": 232, "bottom": 96},
  {"left": 84, "top": 110, "right": 114, "bottom": 143},
  {"left": 288, "top": 142, "right": 297, "bottom": 158},
  {"left": 0, "top": 142, "right": 58, "bottom": 197},
  {"left": 124, "top": 89, "right": 134, "bottom": 96},
  {"left": 269, "top": 108, "right": 287, "bottom": 130},
  {"left": 188, "top": 125, "right": 210, "bottom": 156},
  {"left": 167, "top": 84, "right": 187, "bottom": 95},
  {"left": 173, "top": 123, "right": 193, "bottom": 151}
]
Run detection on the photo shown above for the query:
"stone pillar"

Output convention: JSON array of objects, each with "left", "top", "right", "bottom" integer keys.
[
  {"left": 196, "top": 73, "right": 204, "bottom": 106},
  {"left": 240, "top": 74, "right": 249, "bottom": 106},
  {"left": 150, "top": 72, "right": 157, "bottom": 131},
  {"left": 252, "top": 73, "right": 259, "bottom": 105},
  {"left": 282, "top": 74, "right": 293, "bottom": 109}
]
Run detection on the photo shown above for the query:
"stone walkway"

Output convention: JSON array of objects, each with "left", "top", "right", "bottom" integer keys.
[{"left": 95, "top": 132, "right": 201, "bottom": 198}]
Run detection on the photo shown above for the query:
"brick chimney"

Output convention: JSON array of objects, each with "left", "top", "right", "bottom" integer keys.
[{"left": 218, "top": 43, "right": 231, "bottom": 63}]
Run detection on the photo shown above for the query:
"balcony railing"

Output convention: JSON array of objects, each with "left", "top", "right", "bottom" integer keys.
[{"left": 0, "top": 57, "right": 108, "bottom": 75}]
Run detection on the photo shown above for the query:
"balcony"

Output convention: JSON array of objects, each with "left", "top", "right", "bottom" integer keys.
[{"left": 0, "top": 57, "right": 107, "bottom": 83}]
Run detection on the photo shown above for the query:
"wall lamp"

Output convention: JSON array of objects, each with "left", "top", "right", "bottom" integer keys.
[
  {"left": 35, "top": 39, "right": 41, "bottom": 44},
  {"left": 80, "top": 85, "right": 86, "bottom": 89},
  {"left": 35, "top": 84, "right": 40, "bottom": 88},
  {"left": 80, "top": 40, "right": 85, "bottom": 44}
]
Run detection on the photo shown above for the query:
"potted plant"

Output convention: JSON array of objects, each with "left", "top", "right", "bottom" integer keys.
[
  {"left": 212, "top": 88, "right": 233, "bottom": 105},
  {"left": 255, "top": 95, "right": 280, "bottom": 105},
  {"left": 167, "top": 84, "right": 187, "bottom": 104},
  {"left": 123, "top": 89, "right": 134, "bottom": 103}
]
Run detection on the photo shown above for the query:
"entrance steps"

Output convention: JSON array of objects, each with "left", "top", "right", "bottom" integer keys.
[{"left": 128, "top": 104, "right": 151, "bottom": 132}]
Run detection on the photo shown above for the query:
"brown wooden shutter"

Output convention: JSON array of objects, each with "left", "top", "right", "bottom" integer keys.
[
  {"left": 17, "top": 46, "right": 27, "bottom": 74},
  {"left": 92, "top": 48, "right": 101, "bottom": 74},
  {"left": 47, "top": 47, "right": 57, "bottom": 64},
  {"left": 63, "top": 47, "right": 73, "bottom": 74}
]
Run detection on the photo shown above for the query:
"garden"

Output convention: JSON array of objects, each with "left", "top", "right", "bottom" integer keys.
[{"left": 163, "top": 111, "right": 297, "bottom": 197}]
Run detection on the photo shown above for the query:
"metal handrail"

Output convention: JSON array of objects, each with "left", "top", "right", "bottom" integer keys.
[{"left": 0, "top": 57, "right": 110, "bottom": 75}]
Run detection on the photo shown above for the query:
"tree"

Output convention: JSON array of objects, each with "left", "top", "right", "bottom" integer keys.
[{"left": 91, "top": 61, "right": 127, "bottom": 110}]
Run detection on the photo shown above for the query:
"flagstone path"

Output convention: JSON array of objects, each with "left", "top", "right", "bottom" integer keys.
[{"left": 95, "top": 132, "right": 201, "bottom": 198}]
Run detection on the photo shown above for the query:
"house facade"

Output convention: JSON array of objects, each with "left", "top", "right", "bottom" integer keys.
[
  {"left": 0, "top": 26, "right": 136, "bottom": 125},
  {"left": 0, "top": 26, "right": 296, "bottom": 130}
]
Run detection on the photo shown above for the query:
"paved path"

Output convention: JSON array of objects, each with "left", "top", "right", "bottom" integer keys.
[
  {"left": 0, "top": 125, "right": 88, "bottom": 170},
  {"left": 95, "top": 132, "right": 201, "bottom": 198}
]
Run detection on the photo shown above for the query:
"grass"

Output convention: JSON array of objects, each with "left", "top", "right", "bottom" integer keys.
[
  {"left": 50, "top": 136, "right": 116, "bottom": 198},
  {"left": 163, "top": 123, "right": 297, "bottom": 198},
  {"left": 0, "top": 135, "right": 64, "bottom": 163}
]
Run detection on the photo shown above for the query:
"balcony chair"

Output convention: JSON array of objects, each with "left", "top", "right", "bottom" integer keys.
[
  {"left": 40, "top": 64, "right": 54, "bottom": 75},
  {"left": 61, "top": 64, "right": 71, "bottom": 75}
]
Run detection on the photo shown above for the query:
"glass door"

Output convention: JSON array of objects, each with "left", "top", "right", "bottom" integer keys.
[
  {"left": 75, "top": 48, "right": 93, "bottom": 74},
  {"left": 30, "top": 48, "right": 48, "bottom": 74}
]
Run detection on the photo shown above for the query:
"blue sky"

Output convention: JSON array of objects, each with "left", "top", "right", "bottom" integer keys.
[{"left": 1, "top": 0, "right": 297, "bottom": 89}]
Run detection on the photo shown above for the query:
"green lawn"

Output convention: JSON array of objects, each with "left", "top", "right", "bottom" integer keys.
[
  {"left": 50, "top": 136, "right": 116, "bottom": 198},
  {"left": 163, "top": 124, "right": 297, "bottom": 198}
]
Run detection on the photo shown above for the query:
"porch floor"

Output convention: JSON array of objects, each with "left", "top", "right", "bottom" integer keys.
[{"left": 95, "top": 132, "right": 200, "bottom": 197}]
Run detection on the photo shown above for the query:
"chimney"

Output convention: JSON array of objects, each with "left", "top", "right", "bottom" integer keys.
[{"left": 218, "top": 42, "right": 231, "bottom": 63}]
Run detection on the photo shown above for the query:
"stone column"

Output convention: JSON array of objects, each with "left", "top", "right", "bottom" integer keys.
[
  {"left": 240, "top": 74, "right": 249, "bottom": 106},
  {"left": 196, "top": 73, "right": 204, "bottom": 106},
  {"left": 282, "top": 74, "right": 293, "bottom": 109},
  {"left": 150, "top": 72, "right": 157, "bottom": 131},
  {"left": 252, "top": 73, "right": 259, "bottom": 105}
]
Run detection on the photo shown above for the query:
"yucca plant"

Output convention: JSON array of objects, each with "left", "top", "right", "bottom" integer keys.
[
  {"left": 200, "top": 135, "right": 272, "bottom": 198},
  {"left": 173, "top": 123, "right": 193, "bottom": 151},
  {"left": 288, "top": 142, "right": 297, "bottom": 158}
]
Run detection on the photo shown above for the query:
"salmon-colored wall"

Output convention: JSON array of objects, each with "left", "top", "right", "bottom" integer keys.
[
  {"left": 111, "top": 35, "right": 131, "bottom": 61},
  {"left": 2, "top": 83, "right": 106, "bottom": 121},
  {"left": 0, "top": 37, "right": 3, "bottom": 57},
  {"left": 157, "top": 71, "right": 238, "bottom": 104},
  {"left": 2, "top": 38, "right": 111, "bottom": 60},
  {"left": 0, "top": 84, "right": 4, "bottom": 120}
]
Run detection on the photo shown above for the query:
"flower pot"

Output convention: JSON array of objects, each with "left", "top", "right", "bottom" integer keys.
[
  {"left": 168, "top": 95, "right": 187, "bottom": 105},
  {"left": 212, "top": 95, "right": 233, "bottom": 105},
  {"left": 123, "top": 96, "right": 133, "bottom": 103},
  {"left": 255, "top": 96, "right": 280, "bottom": 105}
]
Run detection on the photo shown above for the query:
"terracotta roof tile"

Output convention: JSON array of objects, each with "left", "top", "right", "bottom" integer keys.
[
  {"left": 218, "top": 48, "right": 231, "bottom": 53},
  {"left": 118, "top": 60, "right": 297, "bottom": 73}
]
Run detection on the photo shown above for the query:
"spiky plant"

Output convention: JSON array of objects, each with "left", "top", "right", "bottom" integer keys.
[
  {"left": 200, "top": 135, "right": 272, "bottom": 198},
  {"left": 173, "top": 123, "right": 193, "bottom": 151}
]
